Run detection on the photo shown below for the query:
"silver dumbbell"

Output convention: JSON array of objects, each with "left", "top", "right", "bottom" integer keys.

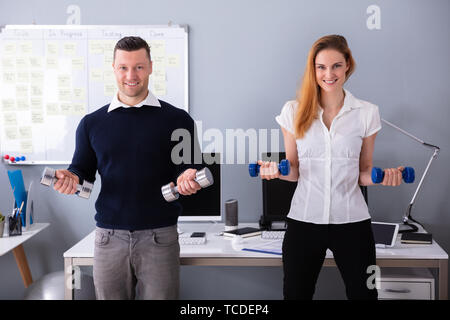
[
  {"left": 40, "top": 167, "right": 94, "bottom": 199},
  {"left": 161, "top": 167, "right": 214, "bottom": 202}
]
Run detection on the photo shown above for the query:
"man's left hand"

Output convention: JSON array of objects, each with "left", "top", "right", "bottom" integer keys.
[{"left": 176, "top": 169, "right": 201, "bottom": 195}]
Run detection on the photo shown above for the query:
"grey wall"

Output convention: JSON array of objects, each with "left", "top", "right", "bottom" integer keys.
[{"left": 1, "top": 0, "right": 449, "bottom": 300}]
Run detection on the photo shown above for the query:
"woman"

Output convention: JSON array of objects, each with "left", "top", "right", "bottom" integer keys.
[{"left": 259, "top": 35, "right": 404, "bottom": 300}]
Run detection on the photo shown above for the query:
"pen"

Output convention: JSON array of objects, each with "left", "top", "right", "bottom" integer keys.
[{"left": 16, "top": 201, "right": 24, "bottom": 218}]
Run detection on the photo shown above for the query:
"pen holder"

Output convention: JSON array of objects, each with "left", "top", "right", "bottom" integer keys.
[{"left": 9, "top": 214, "right": 22, "bottom": 236}]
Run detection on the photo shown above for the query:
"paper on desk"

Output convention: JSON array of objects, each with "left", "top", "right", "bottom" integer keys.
[{"left": 242, "top": 239, "right": 283, "bottom": 255}]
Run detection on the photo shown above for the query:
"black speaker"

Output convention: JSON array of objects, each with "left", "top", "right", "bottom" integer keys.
[{"left": 224, "top": 199, "right": 238, "bottom": 231}]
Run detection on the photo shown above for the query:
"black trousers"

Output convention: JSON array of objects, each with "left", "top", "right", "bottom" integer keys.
[{"left": 282, "top": 218, "right": 378, "bottom": 300}]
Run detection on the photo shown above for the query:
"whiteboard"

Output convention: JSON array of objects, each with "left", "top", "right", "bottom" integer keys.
[{"left": 0, "top": 24, "right": 188, "bottom": 164}]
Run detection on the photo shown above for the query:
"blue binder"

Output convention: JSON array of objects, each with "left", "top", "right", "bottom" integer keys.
[{"left": 7, "top": 170, "right": 31, "bottom": 227}]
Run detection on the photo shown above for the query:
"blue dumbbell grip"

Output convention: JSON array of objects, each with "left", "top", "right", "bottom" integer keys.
[
  {"left": 278, "top": 159, "right": 290, "bottom": 176},
  {"left": 249, "top": 160, "right": 290, "bottom": 177},
  {"left": 249, "top": 163, "right": 259, "bottom": 177},
  {"left": 371, "top": 167, "right": 415, "bottom": 184}
]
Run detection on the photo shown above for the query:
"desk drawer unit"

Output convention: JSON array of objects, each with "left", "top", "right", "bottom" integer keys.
[{"left": 378, "top": 268, "right": 435, "bottom": 300}]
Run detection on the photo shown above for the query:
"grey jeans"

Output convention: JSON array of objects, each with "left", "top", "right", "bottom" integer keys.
[{"left": 93, "top": 225, "right": 180, "bottom": 300}]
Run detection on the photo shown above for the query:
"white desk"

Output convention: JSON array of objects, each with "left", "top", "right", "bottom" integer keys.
[
  {"left": 63, "top": 223, "right": 448, "bottom": 300},
  {"left": 1, "top": 223, "right": 50, "bottom": 287}
]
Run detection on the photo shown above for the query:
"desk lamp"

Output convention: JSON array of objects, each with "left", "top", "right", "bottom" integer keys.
[{"left": 381, "top": 118, "right": 440, "bottom": 233}]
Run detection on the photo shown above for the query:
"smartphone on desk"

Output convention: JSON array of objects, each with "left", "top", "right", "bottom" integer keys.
[{"left": 191, "top": 232, "right": 206, "bottom": 237}]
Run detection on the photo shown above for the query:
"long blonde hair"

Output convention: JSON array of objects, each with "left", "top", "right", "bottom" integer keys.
[{"left": 294, "top": 35, "right": 355, "bottom": 138}]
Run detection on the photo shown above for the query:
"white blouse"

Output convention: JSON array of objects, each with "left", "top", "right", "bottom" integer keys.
[{"left": 275, "top": 89, "right": 381, "bottom": 224}]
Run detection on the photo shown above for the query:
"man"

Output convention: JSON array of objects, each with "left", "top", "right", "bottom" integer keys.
[{"left": 54, "top": 36, "right": 201, "bottom": 299}]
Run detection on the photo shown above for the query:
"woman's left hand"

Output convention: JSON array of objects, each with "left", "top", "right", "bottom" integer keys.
[{"left": 381, "top": 166, "right": 404, "bottom": 186}]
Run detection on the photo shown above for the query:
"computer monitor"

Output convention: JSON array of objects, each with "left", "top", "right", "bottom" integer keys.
[
  {"left": 261, "top": 152, "right": 297, "bottom": 229},
  {"left": 178, "top": 153, "right": 221, "bottom": 221}
]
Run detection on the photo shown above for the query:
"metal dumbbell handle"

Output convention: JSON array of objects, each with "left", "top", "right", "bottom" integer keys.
[
  {"left": 161, "top": 167, "right": 214, "bottom": 202},
  {"left": 371, "top": 167, "right": 415, "bottom": 184},
  {"left": 40, "top": 167, "right": 93, "bottom": 199},
  {"left": 248, "top": 159, "right": 290, "bottom": 177}
]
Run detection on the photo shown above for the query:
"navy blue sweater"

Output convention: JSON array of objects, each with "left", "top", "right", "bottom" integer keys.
[{"left": 68, "top": 100, "right": 200, "bottom": 230}]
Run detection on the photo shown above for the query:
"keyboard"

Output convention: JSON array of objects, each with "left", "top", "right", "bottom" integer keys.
[
  {"left": 179, "top": 236, "right": 207, "bottom": 245},
  {"left": 261, "top": 230, "right": 285, "bottom": 240}
]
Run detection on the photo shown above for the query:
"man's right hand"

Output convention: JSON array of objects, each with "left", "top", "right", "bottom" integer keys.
[{"left": 53, "top": 170, "right": 80, "bottom": 195}]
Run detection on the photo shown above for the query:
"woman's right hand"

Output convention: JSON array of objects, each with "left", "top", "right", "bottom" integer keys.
[
  {"left": 53, "top": 170, "right": 80, "bottom": 195},
  {"left": 258, "top": 160, "right": 280, "bottom": 180}
]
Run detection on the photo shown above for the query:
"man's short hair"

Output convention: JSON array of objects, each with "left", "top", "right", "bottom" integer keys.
[{"left": 114, "top": 36, "right": 151, "bottom": 62}]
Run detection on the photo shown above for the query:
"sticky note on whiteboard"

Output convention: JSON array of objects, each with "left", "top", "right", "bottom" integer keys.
[
  {"left": 167, "top": 55, "right": 179, "bottom": 67},
  {"left": 20, "top": 140, "right": 33, "bottom": 154}
]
